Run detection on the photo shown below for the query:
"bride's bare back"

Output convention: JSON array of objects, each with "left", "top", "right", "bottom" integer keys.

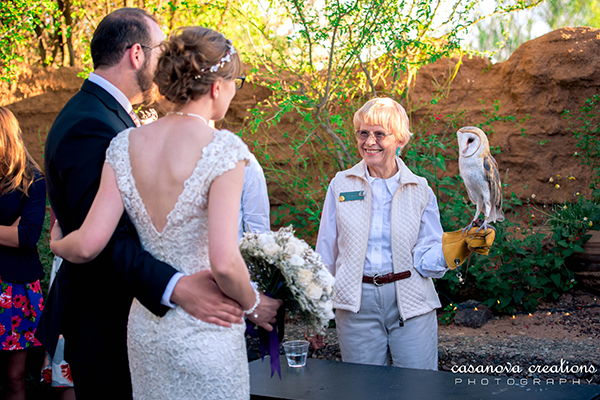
[{"left": 128, "top": 117, "right": 215, "bottom": 233}]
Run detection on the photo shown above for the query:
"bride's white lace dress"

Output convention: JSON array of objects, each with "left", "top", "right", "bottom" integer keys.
[{"left": 105, "top": 128, "right": 250, "bottom": 400}]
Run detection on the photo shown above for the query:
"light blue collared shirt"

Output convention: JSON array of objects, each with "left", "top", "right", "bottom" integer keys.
[{"left": 238, "top": 153, "right": 270, "bottom": 239}]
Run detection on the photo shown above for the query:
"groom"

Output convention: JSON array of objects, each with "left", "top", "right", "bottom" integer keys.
[{"left": 38, "top": 8, "right": 279, "bottom": 399}]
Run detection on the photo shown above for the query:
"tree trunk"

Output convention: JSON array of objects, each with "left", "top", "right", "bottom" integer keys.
[
  {"left": 61, "top": 0, "right": 76, "bottom": 66},
  {"left": 33, "top": 25, "right": 47, "bottom": 65},
  {"left": 168, "top": 0, "right": 178, "bottom": 32}
]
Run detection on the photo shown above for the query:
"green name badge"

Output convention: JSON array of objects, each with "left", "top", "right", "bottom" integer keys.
[{"left": 339, "top": 190, "right": 365, "bottom": 202}]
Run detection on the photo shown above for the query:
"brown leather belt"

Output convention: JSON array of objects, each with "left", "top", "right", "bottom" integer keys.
[{"left": 362, "top": 271, "right": 411, "bottom": 286}]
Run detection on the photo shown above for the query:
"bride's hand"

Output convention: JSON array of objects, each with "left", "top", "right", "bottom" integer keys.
[{"left": 246, "top": 294, "right": 283, "bottom": 332}]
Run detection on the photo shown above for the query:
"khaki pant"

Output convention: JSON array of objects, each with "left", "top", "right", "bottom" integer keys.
[{"left": 335, "top": 282, "right": 438, "bottom": 370}]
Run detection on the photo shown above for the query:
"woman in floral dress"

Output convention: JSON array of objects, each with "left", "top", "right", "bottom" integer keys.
[{"left": 0, "top": 106, "right": 46, "bottom": 398}]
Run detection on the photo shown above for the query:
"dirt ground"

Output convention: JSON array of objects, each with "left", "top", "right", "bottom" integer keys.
[{"left": 439, "top": 290, "right": 600, "bottom": 340}]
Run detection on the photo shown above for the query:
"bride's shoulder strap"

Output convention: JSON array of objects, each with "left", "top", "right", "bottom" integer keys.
[
  {"left": 105, "top": 128, "right": 132, "bottom": 168},
  {"left": 200, "top": 129, "right": 250, "bottom": 184}
]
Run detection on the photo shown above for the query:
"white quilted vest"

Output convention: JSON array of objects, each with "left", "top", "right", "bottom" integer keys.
[{"left": 332, "top": 159, "right": 442, "bottom": 321}]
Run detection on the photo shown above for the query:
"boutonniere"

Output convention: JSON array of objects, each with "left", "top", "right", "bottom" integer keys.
[{"left": 138, "top": 109, "right": 158, "bottom": 125}]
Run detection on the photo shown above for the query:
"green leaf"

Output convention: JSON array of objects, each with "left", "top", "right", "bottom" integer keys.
[
  {"left": 550, "top": 273, "right": 561, "bottom": 287},
  {"left": 512, "top": 290, "right": 525, "bottom": 303},
  {"left": 499, "top": 296, "right": 512, "bottom": 308}
]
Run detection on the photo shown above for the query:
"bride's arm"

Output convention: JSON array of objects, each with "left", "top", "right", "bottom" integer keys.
[
  {"left": 50, "top": 163, "right": 125, "bottom": 264},
  {"left": 208, "top": 160, "right": 257, "bottom": 312}
]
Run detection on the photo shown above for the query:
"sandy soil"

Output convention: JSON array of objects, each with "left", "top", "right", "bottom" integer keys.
[{"left": 439, "top": 291, "right": 600, "bottom": 340}]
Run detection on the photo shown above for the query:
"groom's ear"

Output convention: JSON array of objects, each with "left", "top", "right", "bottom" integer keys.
[{"left": 127, "top": 43, "right": 146, "bottom": 70}]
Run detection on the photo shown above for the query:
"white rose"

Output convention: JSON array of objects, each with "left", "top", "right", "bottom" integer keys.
[
  {"left": 289, "top": 254, "right": 305, "bottom": 267},
  {"left": 318, "top": 300, "right": 334, "bottom": 319},
  {"left": 307, "top": 283, "right": 323, "bottom": 300},
  {"left": 257, "top": 233, "right": 276, "bottom": 247},
  {"left": 285, "top": 237, "right": 309, "bottom": 256},
  {"left": 262, "top": 242, "right": 281, "bottom": 256},
  {"left": 298, "top": 269, "right": 313, "bottom": 286},
  {"left": 317, "top": 269, "right": 335, "bottom": 287}
]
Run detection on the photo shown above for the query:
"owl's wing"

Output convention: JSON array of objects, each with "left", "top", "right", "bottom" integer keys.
[
  {"left": 463, "top": 180, "right": 478, "bottom": 205},
  {"left": 483, "top": 154, "right": 502, "bottom": 211}
]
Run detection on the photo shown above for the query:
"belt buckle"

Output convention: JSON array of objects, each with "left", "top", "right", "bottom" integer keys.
[{"left": 372, "top": 273, "right": 383, "bottom": 287}]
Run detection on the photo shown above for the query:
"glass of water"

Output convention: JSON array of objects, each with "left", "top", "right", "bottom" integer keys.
[{"left": 283, "top": 340, "right": 310, "bottom": 367}]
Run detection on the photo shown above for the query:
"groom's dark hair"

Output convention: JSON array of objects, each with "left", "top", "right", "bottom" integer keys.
[{"left": 91, "top": 8, "right": 158, "bottom": 69}]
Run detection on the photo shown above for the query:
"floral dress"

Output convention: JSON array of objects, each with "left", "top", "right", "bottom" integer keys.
[{"left": 0, "top": 276, "right": 43, "bottom": 350}]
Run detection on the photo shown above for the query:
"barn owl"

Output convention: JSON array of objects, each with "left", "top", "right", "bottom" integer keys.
[{"left": 457, "top": 126, "right": 504, "bottom": 233}]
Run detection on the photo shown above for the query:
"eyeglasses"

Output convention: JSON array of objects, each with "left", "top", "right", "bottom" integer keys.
[
  {"left": 234, "top": 76, "right": 246, "bottom": 90},
  {"left": 125, "top": 43, "right": 160, "bottom": 52},
  {"left": 355, "top": 130, "right": 394, "bottom": 141}
]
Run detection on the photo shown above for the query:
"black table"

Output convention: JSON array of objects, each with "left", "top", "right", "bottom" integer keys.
[{"left": 250, "top": 356, "right": 600, "bottom": 400}]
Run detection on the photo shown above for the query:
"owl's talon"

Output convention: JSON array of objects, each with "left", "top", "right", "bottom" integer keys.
[
  {"left": 475, "top": 222, "right": 495, "bottom": 235},
  {"left": 462, "top": 221, "right": 476, "bottom": 235}
]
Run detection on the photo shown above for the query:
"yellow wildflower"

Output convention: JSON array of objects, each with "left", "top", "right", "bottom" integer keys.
[{"left": 555, "top": 184, "right": 560, "bottom": 189}]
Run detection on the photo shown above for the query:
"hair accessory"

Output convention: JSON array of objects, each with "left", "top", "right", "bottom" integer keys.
[{"left": 194, "top": 39, "right": 236, "bottom": 79}]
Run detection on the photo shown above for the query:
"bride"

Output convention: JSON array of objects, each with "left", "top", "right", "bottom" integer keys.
[{"left": 50, "top": 27, "right": 257, "bottom": 399}]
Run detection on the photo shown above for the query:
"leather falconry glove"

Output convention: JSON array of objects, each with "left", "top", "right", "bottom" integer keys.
[{"left": 442, "top": 227, "right": 496, "bottom": 269}]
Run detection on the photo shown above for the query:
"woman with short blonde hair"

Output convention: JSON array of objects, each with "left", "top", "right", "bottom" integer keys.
[{"left": 316, "top": 97, "right": 446, "bottom": 370}]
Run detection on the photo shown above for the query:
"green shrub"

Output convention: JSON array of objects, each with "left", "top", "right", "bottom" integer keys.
[{"left": 37, "top": 202, "right": 53, "bottom": 300}]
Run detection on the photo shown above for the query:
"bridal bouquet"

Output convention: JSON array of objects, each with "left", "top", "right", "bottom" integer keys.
[{"left": 240, "top": 226, "right": 335, "bottom": 334}]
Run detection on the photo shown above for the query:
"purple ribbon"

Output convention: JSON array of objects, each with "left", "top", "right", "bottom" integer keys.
[{"left": 245, "top": 297, "right": 285, "bottom": 378}]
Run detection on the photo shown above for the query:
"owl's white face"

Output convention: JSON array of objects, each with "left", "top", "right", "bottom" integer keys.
[{"left": 457, "top": 129, "right": 482, "bottom": 158}]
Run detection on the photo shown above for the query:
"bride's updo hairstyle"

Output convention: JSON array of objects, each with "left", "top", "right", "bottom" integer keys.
[{"left": 154, "top": 26, "right": 241, "bottom": 105}]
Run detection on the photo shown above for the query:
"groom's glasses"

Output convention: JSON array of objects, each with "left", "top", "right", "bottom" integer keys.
[
  {"left": 125, "top": 43, "right": 160, "bottom": 53},
  {"left": 234, "top": 76, "right": 246, "bottom": 90}
]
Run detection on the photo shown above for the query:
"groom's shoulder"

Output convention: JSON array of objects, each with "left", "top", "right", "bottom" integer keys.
[
  {"left": 49, "top": 85, "right": 120, "bottom": 142},
  {"left": 54, "top": 83, "right": 112, "bottom": 125}
]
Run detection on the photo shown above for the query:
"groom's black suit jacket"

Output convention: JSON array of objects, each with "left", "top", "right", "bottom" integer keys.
[{"left": 37, "top": 80, "right": 177, "bottom": 390}]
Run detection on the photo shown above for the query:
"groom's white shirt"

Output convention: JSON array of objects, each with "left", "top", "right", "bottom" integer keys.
[
  {"left": 87, "top": 73, "right": 183, "bottom": 308},
  {"left": 88, "top": 72, "right": 135, "bottom": 115}
]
